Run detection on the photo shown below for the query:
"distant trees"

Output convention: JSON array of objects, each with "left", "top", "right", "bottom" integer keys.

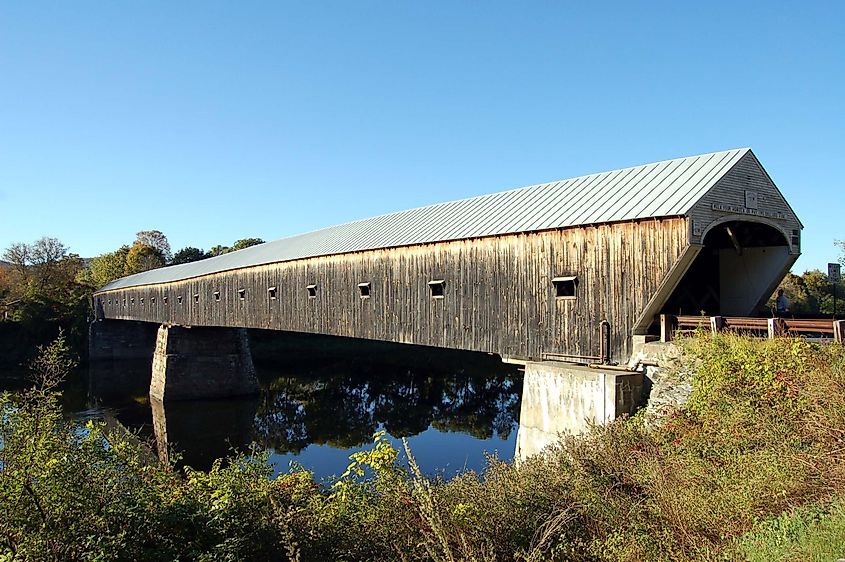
[
  {"left": 774, "top": 268, "right": 845, "bottom": 315},
  {"left": 87, "top": 233, "right": 266, "bottom": 288},
  {"left": 170, "top": 247, "right": 210, "bottom": 265},
  {"left": 0, "top": 230, "right": 269, "bottom": 362},
  {"left": 230, "top": 238, "right": 265, "bottom": 252},
  {"left": 171, "top": 237, "right": 265, "bottom": 264},
  {"left": 87, "top": 246, "right": 130, "bottom": 288},
  {"left": 86, "top": 231, "right": 170, "bottom": 288},
  {"left": 208, "top": 238, "right": 265, "bottom": 257},
  {"left": 0, "top": 237, "right": 91, "bottom": 359}
]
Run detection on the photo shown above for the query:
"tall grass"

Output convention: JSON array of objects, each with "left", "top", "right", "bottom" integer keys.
[{"left": 1, "top": 333, "right": 843, "bottom": 560}]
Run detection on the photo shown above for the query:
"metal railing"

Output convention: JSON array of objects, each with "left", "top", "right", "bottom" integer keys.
[{"left": 660, "top": 314, "right": 844, "bottom": 343}]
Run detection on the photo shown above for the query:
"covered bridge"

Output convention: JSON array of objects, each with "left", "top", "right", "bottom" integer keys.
[{"left": 95, "top": 148, "right": 801, "bottom": 366}]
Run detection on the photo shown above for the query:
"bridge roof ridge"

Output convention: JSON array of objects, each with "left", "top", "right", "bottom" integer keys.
[{"left": 98, "top": 147, "right": 751, "bottom": 292}]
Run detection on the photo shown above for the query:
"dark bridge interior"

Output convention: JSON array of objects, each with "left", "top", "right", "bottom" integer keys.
[{"left": 660, "top": 220, "right": 793, "bottom": 318}]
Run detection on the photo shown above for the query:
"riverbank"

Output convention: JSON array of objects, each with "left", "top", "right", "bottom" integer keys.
[{"left": 1, "top": 333, "right": 843, "bottom": 560}]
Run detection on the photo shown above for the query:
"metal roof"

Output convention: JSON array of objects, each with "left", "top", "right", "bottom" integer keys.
[{"left": 99, "top": 148, "right": 750, "bottom": 291}]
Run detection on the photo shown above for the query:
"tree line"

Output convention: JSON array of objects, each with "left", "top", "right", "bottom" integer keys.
[
  {"left": 0, "top": 231, "right": 264, "bottom": 363},
  {"left": 773, "top": 239, "right": 845, "bottom": 315},
  {"left": 85, "top": 230, "right": 265, "bottom": 288}
]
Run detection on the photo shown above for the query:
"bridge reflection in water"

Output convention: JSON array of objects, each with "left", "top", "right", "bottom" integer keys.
[{"left": 89, "top": 332, "right": 528, "bottom": 478}]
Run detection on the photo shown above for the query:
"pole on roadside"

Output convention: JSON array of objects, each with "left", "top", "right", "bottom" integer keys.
[{"left": 829, "top": 263, "right": 841, "bottom": 319}]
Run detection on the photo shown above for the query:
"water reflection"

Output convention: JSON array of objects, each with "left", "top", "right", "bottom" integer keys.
[
  {"left": 254, "top": 368, "right": 520, "bottom": 455},
  {"left": 151, "top": 396, "right": 257, "bottom": 468},
  {"left": 85, "top": 331, "right": 522, "bottom": 478}
]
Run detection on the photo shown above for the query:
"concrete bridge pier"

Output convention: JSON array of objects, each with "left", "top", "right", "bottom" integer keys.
[
  {"left": 150, "top": 324, "right": 259, "bottom": 402},
  {"left": 515, "top": 361, "right": 643, "bottom": 461}
]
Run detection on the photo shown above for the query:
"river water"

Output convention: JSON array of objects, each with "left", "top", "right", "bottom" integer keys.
[{"left": 4, "top": 332, "right": 524, "bottom": 481}]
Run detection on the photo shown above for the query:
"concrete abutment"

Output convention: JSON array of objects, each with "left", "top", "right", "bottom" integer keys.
[{"left": 515, "top": 361, "right": 643, "bottom": 461}]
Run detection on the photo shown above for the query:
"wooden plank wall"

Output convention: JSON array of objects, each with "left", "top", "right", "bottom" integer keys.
[
  {"left": 689, "top": 151, "right": 802, "bottom": 251},
  {"left": 96, "top": 217, "right": 689, "bottom": 363}
]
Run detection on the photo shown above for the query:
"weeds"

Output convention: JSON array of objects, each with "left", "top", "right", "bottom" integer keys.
[{"left": 1, "top": 333, "right": 844, "bottom": 560}]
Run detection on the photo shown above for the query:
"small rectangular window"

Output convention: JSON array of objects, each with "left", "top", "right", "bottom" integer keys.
[
  {"left": 358, "top": 282, "right": 371, "bottom": 299},
  {"left": 140, "top": 297, "right": 144, "bottom": 304},
  {"left": 306, "top": 284, "right": 317, "bottom": 298},
  {"left": 130, "top": 297, "right": 135, "bottom": 304},
  {"left": 428, "top": 279, "right": 445, "bottom": 299},
  {"left": 214, "top": 291, "right": 221, "bottom": 302},
  {"left": 108, "top": 299, "right": 112, "bottom": 305},
  {"left": 151, "top": 297, "right": 156, "bottom": 304},
  {"left": 268, "top": 286, "right": 277, "bottom": 300},
  {"left": 553, "top": 276, "right": 578, "bottom": 299},
  {"left": 163, "top": 296, "right": 169, "bottom": 305},
  {"left": 177, "top": 295, "right": 183, "bottom": 304},
  {"left": 238, "top": 288, "right": 246, "bottom": 300},
  {"left": 193, "top": 294, "right": 200, "bottom": 303}
]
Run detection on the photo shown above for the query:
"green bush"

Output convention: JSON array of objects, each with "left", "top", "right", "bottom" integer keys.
[{"left": 2, "top": 333, "right": 844, "bottom": 560}]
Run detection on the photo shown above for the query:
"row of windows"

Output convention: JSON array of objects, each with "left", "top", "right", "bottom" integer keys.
[{"left": 103, "top": 277, "right": 579, "bottom": 307}]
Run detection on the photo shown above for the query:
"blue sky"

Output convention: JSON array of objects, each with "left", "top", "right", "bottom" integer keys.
[{"left": 1, "top": 1, "right": 842, "bottom": 272}]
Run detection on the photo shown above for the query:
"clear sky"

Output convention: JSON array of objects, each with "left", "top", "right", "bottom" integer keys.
[{"left": 1, "top": 1, "right": 842, "bottom": 272}]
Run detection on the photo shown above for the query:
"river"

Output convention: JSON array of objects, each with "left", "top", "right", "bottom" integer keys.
[{"left": 4, "top": 331, "right": 524, "bottom": 481}]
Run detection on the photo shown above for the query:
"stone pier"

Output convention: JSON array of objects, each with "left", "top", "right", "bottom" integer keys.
[
  {"left": 89, "top": 319, "right": 158, "bottom": 362},
  {"left": 149, "top": 324, "right": 259, "bottom": 402},
  {"left": 515, "top": 361, "right": 643, "bottom": 461},
  {"left": 88, "top": 320, "right": 159, "bottom": 400}
]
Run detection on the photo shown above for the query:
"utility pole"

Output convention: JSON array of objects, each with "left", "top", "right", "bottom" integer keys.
[{"left": 830, "top": 263, "right": 842, "bottom": 318}]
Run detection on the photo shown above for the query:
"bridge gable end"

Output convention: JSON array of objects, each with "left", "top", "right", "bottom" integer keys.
[{"left": 688, "top": 150, "right": 802, "bottom": 251}]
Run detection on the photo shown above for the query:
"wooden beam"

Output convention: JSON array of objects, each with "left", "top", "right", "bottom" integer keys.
[
  {"left": 710, "top": 316, "right": 724, "bottom": 334},
  {"left": 633, "top": 243, "right": 702, "bottom": 335},
  {"left": 660, "top": 314, "right": 675, "bottom": 342},
  {"left": 768, "top": 318, "right": 786, "bottom": 339}
]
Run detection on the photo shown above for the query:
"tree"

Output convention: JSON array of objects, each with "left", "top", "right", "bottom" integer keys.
[
  {"left": 0, "top": 238, "right": 91, "bottom": 358},
  {"left": 87, "top": 246, "right": 130, "bottom": 288},
  {"left": 773, "top": 272, "right": 815, "bottom": 314},
  {"left": 208, "top": 245, "right": 229, "bottom": 257},
  {"left": 2, "top": 237, "right": 73, "bottom": 292},
  {"left": 170, "top": 247, "right": 210, "bottom": 265},
  {"left": 808, "top": 268, "right": 845, "bottom": 315},
  {"left": 207, "top": 238, "right": 265, "bottom": 256},
  {"left": 124, "top": 243, "right": 165, "bottom": 276},
  {"left": 230, "top": 238, "right": 265, "bottom": 252},
  {"left": 774, "top": 268, "right": 845, "bottom": 315},
  {"left": 135, "top": 230, "right": 171, "bottom": 262}
]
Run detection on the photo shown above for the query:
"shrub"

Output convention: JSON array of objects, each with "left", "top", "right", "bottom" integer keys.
[{"left": 2, "top": 333, "right": 844, "bottom": 560}]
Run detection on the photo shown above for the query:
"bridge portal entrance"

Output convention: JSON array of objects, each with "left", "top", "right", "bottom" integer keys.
[{"left": 660, "top": 220, "right": 794, "bottom": 318}]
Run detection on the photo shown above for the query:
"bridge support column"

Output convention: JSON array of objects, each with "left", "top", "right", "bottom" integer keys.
[
  {"left": 89, "top": 320, "right": 159, "bottom": 400},
  {"left": 150, "top": 325, "right": 259, "bottom": 402},
  {"left": 89, "top": 319, "right": 158, "bottom": 361},
  {"left": 515, "top": 361, "right": 643, "bottom": 461}
]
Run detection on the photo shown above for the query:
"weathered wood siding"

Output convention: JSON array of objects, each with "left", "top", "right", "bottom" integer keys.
[
  {"left": 96, "top": 217, "right": 690, "bottom": 362},
  {"left": 690, "top": 151, "right": 802, "bottom": 251}
]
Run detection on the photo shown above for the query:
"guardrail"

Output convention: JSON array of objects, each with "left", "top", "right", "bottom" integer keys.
[{"left": 660, "top": 314, "right": 844, "bottom": 343}]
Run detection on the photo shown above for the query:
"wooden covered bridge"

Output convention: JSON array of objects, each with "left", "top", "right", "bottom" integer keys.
[{"left": 92, "top": 148, "right": 802, "bottom": 406}]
